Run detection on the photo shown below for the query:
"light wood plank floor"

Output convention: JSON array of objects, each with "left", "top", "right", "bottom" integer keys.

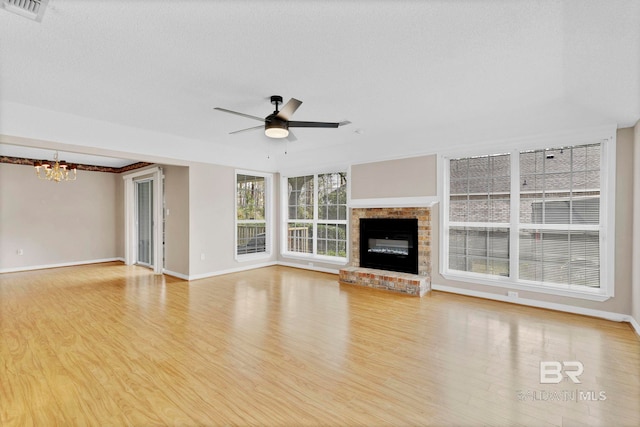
[{"left": 1, "top": 263, "right": 638, "bottom": 426}]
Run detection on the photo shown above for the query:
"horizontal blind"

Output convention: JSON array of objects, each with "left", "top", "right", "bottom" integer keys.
[
  {"left": 518, "top": 143, "right": 601, "bottom": 288},
  {"left": 448, "top": 153, "right": 510, "bottom": 276}
]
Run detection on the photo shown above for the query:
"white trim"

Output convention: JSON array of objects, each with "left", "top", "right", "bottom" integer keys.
[
  {"left": 277, "top": 261, "right": 340, "bottom": 275},
  {"left": 349, "top": 196, "right": 439, "bottom": 208},
  {"left": 438, "top": 154, "right": 448, "bottom": 284},
  {"left": 439, "top": 124, "right": 617, "bottom": 159},
  {"left": 166, "top": 261, "right": 341, "bottom": 281},
  {"left": 440, "top": 271, "right": 610, "bottom": 302},
  {"left": 280, "top": 252, "right": 348, "bottom": 266},
  {"left": 236, "top": 251, "right": 273, "bottom": 262},
  {"left": 123, "top": 176, "right": 133, "bottom": 265},
  {"left": 346, "top": 166, "right": 352, "bottom": 264},
  {"left": 153, "top": 168, "right": 164, "bottom": 275},
  {"left": 432, "top": 283, "right": 626, "bottom": 322},
  {"left": 440, "top": 137, "right": 616, "bottom": 300},
  {"left": 121, "top": 166, "right": 158, "bottom": 180},
  {"left": 280, "top": 165, "right": 351, "bottom": 179},
  {"left": 0, "top": 258, "right": 122, "bottom": 274},
  {"left": 188, "top": 261, "right": 278, "bottom": 281},
  {"left": 235, "top": 170, "right": 273, "bottom": 261},
  {"left": 123, "top": 166, "right": 164, "bottom": 274},
  {"left": 162, "top": 269, "right": 189, "bottom": 280},
  {"left": 601, "top": 135, "right": 616, "bottom": 297},
  {"left": 628, "top": 316, "right": 640, "bottom": 336},
  {"left": 281, "top": 171, "right": 349, "bottom": 262}
]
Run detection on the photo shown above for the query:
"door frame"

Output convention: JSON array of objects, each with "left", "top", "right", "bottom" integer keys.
[{"left": 123, "top": 167, "right": 164, "bottom": 274}]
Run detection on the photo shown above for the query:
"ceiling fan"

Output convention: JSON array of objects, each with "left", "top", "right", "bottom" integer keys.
[{"left": 214, "top": 95, "right": 350, "bottom": 141}]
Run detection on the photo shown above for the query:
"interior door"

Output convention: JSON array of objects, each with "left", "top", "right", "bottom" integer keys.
[{"left": 136, "top": 179, "right": 154, "bottom": 266}]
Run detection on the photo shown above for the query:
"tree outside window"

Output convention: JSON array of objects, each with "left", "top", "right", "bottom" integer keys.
[
  {"left": 237, "top": 173, "right": 267, "bottom": 255},
  {"left": 286, "top": 172, "right": 347, "bottom": 259}
]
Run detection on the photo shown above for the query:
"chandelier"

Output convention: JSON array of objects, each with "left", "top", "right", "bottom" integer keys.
[{"left": 34, "top": 152, "right": 77, "bottom": 182}]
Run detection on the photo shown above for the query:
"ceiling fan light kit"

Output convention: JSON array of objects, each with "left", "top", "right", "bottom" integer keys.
[
  {"left": 215, "top": 95, "right": 349, "bottom": 141},
  {"left": 265, "top": 120, "right": 289, "bottom": 138}
]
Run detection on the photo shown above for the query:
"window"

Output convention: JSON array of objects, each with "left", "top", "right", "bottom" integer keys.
[
  {"left": 236, "top": 172, "right": 271, "bottom": 258},
  {"left": 283, "top": 172, "right": 348, "bottom": 261},
  {"left": 448, "top": 154, "right": 511, "bottom": 276},
  {"left": 443, "top": 140, "right": 614, "bottom": 300},
  {"left": 518, "top": 145, "right": 601, "bottom": 288}
]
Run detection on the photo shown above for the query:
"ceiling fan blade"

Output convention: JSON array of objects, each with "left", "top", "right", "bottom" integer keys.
[
  {"left": 229, "top": 124, "right": 264, "bottom": 135},
  {"left": 338, "top": 120, "right": 352, "bottom": 127},
  {"left": 276, "top": 98, "right": 302, "bottom": 121},
  {"left": 288, "top": 121, "right": 340, "bottom": 128},
  {"left": 286, "top": 131, "right": 298, "bottom": 142},
  {"left": 214, "top": 107, "right": 265, "bottom": 122}
]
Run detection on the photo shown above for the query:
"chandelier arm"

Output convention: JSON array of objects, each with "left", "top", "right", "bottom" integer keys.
[{"left": 33, "top": 153, "right": 78, "bottom": 182}]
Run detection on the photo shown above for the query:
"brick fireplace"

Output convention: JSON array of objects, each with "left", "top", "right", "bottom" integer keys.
[{"left": 339, "top": 206, "right": 432, "bottom": 296}]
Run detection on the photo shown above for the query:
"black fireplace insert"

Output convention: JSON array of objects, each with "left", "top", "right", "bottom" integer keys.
[{"left": 359, "top": 218, "right": 418, "bottom": 274}]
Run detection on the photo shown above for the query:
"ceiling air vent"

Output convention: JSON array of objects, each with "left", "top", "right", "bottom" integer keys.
[{"left": 1, "top": 0, "right": 49, "bottom": 22}]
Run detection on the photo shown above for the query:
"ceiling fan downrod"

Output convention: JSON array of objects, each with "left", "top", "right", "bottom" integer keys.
[{"left": 270, "top": 95, "right": 283, "bottom": 113}]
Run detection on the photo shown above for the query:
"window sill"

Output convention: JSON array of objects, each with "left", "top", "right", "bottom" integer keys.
[
  {"left": 441, "top": 271, "right": 612, "bottom": 302},
  {"left": 236, "top": 252, "right": 271, "bottom": 263},
  {"left": 281, "top": 252, "right": 348, "bottom": 266}
]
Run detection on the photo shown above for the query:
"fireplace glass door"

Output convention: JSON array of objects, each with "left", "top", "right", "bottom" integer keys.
[{"left": 360, "top": 218, "right": 418, "bottom": 274}]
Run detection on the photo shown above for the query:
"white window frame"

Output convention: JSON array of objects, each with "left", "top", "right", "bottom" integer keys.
[
  {"left": 439, "top": 130, "right": 616, "bottom": 301},
  {"left": 280, "top": 171, "right": 349, "bottom": 264},
  {"left": 235, "top": 170, "right": 273, "bottom": 262}
]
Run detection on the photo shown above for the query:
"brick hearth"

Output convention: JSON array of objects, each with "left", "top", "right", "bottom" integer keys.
[
  {"left": 339, "top": 206, "right": 432, "bottom": 296},
  {"left": 339, "top": 266, "right": 429, "bottom": 296}
]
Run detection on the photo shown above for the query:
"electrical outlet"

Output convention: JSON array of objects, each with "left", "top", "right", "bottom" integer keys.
[
  {"left": 200, "top": 253, "right": 205, "bottom": 261},
  {"left": 17, "top": 249, "right": 24, "bottom": 256},
  {"left": 507, "top": 291, "right": 518, "bottom": 298}
]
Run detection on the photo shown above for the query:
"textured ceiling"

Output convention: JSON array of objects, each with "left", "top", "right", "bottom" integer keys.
[{"left": 1, "top": 0, "right": 638, "bottom": 173}]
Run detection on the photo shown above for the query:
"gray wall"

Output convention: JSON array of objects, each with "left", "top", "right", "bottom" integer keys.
[
  {"left": 351, "top": 155, "right": 437, "bottom": 199},
  {"left": 0, "top": 162, "right": 119, "bottom": 270},
  {"left": 115, "top": 172, "right": 124, "bottom": 259},
  {"left": 188, "top": 162, "right": 278, "bottom": 277},
  {"left": 163, "top": 165, "right": 190, "bottom": 276},
  {"left": 0, "top": 160, "right": 278, "bottom": 278}
]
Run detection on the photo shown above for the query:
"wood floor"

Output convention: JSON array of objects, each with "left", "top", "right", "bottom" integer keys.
[{"left": 1, "top": 263, "right": 638, "bottom": 426}]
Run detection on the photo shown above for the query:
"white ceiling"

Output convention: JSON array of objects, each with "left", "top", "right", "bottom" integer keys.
[{"left": 1, "top": 0, "right": 638, "bottom": 173}]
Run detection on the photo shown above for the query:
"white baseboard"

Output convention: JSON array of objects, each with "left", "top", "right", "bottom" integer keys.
[
  {"left": 187, "top": 261, "right": 278, "bottom": 281},
  {"left": 0, "top": 258, "right": 122, "bottom": 274},
  {"left": 162, "top": 269, "right": 190, "bottom": 280},
  {"left": 628, "top": 316, "right": 640, "bottom": 336},
  {"left": 180, "top": 261, "right": 340, "bottom": 281},
  {"left": 432, "top": 283, "right": 629, "bottom": 323}
]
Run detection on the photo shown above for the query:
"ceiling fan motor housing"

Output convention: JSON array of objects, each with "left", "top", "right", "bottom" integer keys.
[{"left": 265, "top": 114, "right": 289, "bottom": 138}]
